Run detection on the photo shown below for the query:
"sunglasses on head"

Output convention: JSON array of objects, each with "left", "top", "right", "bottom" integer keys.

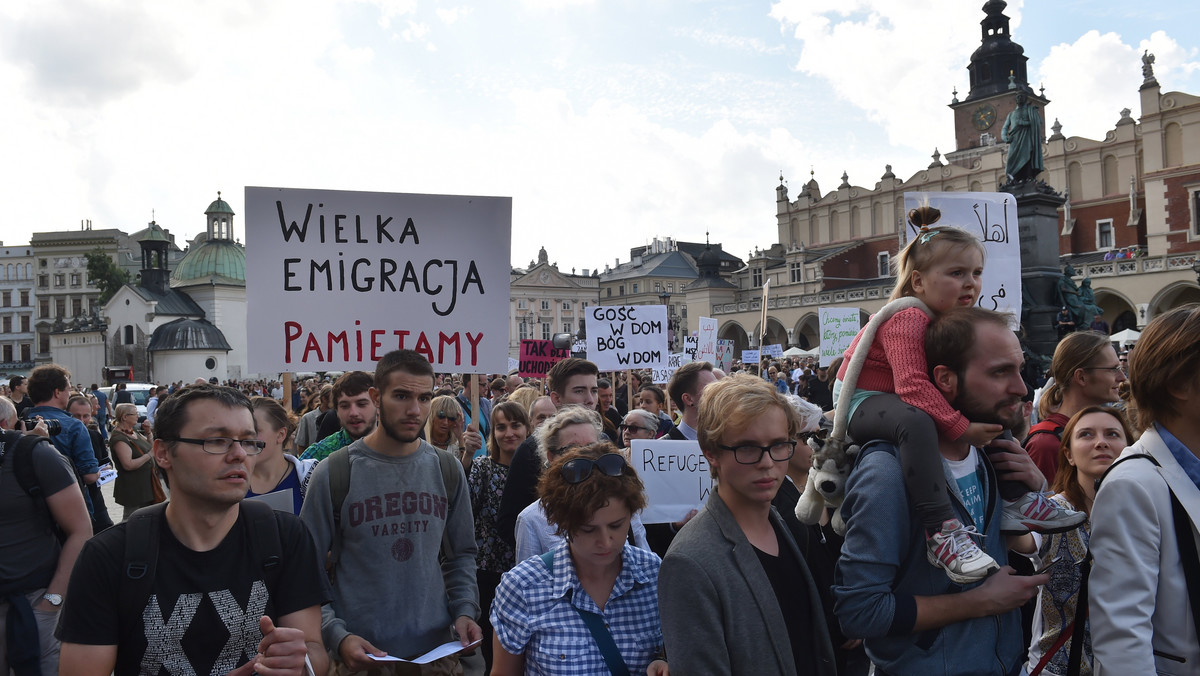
[
  {"left": 436, "top": 411, "right": 459, "bottom": 421},
  {"left": 561, "top": 453, "right": 628, "bottom": 484}
]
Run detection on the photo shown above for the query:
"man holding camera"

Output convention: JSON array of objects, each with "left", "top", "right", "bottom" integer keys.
[
  {"left": 26, "top": 365, "right": 101, "bottom": 519},
  {"left": 0, "top": 395, "right": 93, "bottom": 676}
]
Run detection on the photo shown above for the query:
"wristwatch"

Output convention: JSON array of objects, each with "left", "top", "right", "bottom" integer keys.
[{"left": 42, "top": 593, "right": 63, "bottom": 607}]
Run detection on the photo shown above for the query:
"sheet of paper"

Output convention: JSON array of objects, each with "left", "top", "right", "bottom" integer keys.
[
  {"left": 368, "top": 638, "right": 483, "bottom": 664},
  {"left": 96, "top": 468, "right": 118, "bottom": 486}
]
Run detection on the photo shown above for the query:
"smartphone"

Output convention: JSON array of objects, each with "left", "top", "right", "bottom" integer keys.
[{"left": 1032, "top": 555, "right": 1062, "bottom": 576}]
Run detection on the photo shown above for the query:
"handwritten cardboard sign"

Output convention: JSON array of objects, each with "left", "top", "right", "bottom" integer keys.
[
  {"left": 903, "top": 192, "right": 1020, "bottom": 329},
  {"left": 518, "top": 339, "right": 569, "bottom": 378},
  {"left": 741, "top": 349, "right": 760, "bottom": 365},
  {"left": 819, "top": 307, "right": 860, "bottom": 367},
  {"left": 651, "top": 352, "right": 693, "bottom": 385},
  {"left": 761, "top": 343, "right": 784, "bottom": 358},
  {"left": 632, "top": 438, "right": 713, "bottom": 524},
  {"left": 244, "top": 187, "right": 511, "bottom": 373},
  {"left": 683, "top": 335, "right": 699, "bottom": 360},
  {"left": 716, "top": 339, "right": 733, "bottom": 372},
  {"left": 695, "top": 317, "right": 717, "bottom": 365},
  {"left": 585, "top": 305, "right": 669, "bottom": 370}
]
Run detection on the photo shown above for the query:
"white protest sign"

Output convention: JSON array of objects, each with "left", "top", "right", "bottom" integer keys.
[
  {"left": 507, "top": 357, "right": 519, "bottom": 374},
  {"left": 695, "top": 317, "right": 718, "bottom": 365},
  {"left": 571, "top": 339, "right": 587, "bottom": 358},
  {"left": 716, "top": 339, "right": 733, "bottom": 371},
  {"left": 761, "top": 343, "right": 784, "bottom": 358},
  {"left": 741, "top": 349, "right": 760, "bottom": 365},
  {"left": 903, "top": 192, "right": 1021, "bottom": 329},
  {"left": 585, "top": 305, "right": 669, "bottom": 370},
  {"left": 652, "top": 352, "right": 693, "bottom": 384},
  {"left": 819, "top": 307, "right": 860, "bottom": 367},
  {"left": 244, "top": 187, "right": 511, "bottom": 373},
  {"left": 683, "top": 335, "right": 698, "bottom": 360},
  {"left": 631, "top": 438, "right": 713, "bottom": 523}
]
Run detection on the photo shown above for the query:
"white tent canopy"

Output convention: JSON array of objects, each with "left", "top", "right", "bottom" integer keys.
[
  {"left": 782, "top": 346, "right": 818, "bottom": 357},
  {"left": 1110, "top": 328, "right": 1140, "bottom": 345}
]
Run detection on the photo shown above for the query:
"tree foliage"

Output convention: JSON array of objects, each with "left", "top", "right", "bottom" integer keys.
[{"left": 85, "top": 248, "right": 130, "bottom": 305}]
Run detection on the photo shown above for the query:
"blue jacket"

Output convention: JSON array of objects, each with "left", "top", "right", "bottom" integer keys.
[
  {"left": 28, "top": 404, "right": 98, "bottom": 514},
  {"left": 833, "top": 441, "right": 1022, "bottom": 676}
]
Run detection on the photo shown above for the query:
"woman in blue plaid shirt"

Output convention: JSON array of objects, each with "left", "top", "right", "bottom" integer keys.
[{"left": 490, "top": 442, "right": 669, "bottom": 676}]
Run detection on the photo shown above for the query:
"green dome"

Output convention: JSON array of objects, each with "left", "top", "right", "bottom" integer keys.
[
  {"left": 206, "top": 194, "right": 235, "bottom": 215},
  {"left": 170, "top": 238, "right": 246, "bottom": 287},
  {"left": 132, "top": 221, "right": 171, "bottom": 243}
]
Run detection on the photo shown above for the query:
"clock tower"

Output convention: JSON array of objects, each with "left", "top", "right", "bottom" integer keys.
[{"left": 949, "top": 1, "right": 1048, "bottom": 155}]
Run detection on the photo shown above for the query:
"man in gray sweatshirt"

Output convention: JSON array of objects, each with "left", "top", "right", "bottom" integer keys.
[{"left": 301, "top": 350, "right": 481, "bottom": 674}]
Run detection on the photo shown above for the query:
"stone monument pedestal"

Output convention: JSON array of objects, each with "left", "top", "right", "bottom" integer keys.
[{"left": 1007, "top": 181, "right": 1065, "bottom": 360}]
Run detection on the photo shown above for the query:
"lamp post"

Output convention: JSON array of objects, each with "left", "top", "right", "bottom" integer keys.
[{"left": 659, "top": 291, "right": 678, "bottom": 351}]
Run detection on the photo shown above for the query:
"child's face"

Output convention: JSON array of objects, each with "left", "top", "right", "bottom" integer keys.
[{"left": 911, "top": 246, "right": 984, "bottom": 313}]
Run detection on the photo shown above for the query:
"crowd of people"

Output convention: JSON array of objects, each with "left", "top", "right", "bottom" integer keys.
[{"left": 1, "top": 232, "right": 1198, "bottom": 676}]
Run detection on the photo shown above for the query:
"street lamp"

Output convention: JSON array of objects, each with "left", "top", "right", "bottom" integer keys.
[{"left": 659, "top": 291, "right": 678, "bottom": 351}]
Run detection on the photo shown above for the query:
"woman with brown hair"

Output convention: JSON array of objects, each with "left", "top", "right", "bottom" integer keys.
[
  {"left": 1025, "top": 406, "right": 1133, "bottom": 676},
  {"left": 491, "top": 442, "right": 667, "bottom": 676},
  {"left": 246, "top": 396, "right": 316, "bottom": 515},
  {"left": 109, "top": 402, "right": 162, "bottom": 520}
]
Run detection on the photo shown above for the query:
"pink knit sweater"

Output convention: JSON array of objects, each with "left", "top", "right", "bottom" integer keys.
[{"left": 835, "top": 306, "right": 970, "bottom": 440}]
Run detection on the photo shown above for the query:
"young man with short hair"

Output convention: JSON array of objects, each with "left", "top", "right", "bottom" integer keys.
[
  {"left": 27, "top": 365, "right": 100, "bottom": 517},
  {"left": 58, "top": 384, "right": 329, "bottom": 676},
  {"left": 495, "top": 358, "right": 599, "bottom": 546},
  {"left": 666, "top": 360, "right": 717, "bottom": 441},
  {"left": 301, "top": 350, "right": 480, "bottom": 674},
  {"left": 67, "top": 394, "right": 114, "bottom": 532},
  {"left": 301, "top": 372, "right": 378, "bottom": 462}
]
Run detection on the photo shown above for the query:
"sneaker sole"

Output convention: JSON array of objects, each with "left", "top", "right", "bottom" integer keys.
[
  {"left": 926, "top": 551, "right": 1000, "bottom": 585},
  {"left": 1002, "top": 518, "right": 1086, "bottom": 536}
]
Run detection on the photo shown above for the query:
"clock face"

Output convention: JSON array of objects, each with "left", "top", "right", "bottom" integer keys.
[{"left": 972, "top": 104, "right": 997, "bottom": 131}]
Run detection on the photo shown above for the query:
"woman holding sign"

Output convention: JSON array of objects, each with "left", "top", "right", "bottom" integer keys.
[{"left": 491, "top": 442, "right": 668, "bottom": 676}]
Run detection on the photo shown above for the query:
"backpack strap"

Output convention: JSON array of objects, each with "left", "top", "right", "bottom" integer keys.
[
  {"left": 122, "top": 502, "right": 169, "bottom": 620},
  {"left": 2, "top": 430, "right": 64, "bottom": 537},
  {"left": 1023, "top": 420, "right": 1064, "bottom": 446},
  {"left": 326, "top": 447, "right": 352, "bottom": 571},
  {"left": 240, "top": 499, "right": 284, "bottom": 595},
  {"left": 435, "top": 447, "right": 460, "bottom": 562}
]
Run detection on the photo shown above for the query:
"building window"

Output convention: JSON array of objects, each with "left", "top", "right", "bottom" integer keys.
[
  {"left": 666, "top": 283, "right": 673, "bottom": 292},
  {"left": 751, "top": 268, "right": 763, "bottom": 287},
  {"left": 2, "top": 345, "right": 10, "bottom": 363},
  {"left": 619, "top": 285, "right": 624, "bottom": 295},
  {"left": 38, "top": 333, "right": 49, "bottom": 354},
  {"left": 1193, "top": 189, "right": 1200, "bottom": 237},
  {"left": 1, "top": 291, "right": 9, "bottom": 307},
  {"left": 70, "top": 273, "right": 81, "bottom": 287},
  {"left": 519, "top": 322, "right": 529, "bottom": 340},
  {"left": 2, "top": 317, "right": 10, "bottom": 332},
  {"left": 632, "top": 283, "right": 639, "bottom": 294},
  {"left": 72, "top": 298, "right": 82, "bottom": 316},
  {"left": 20, "top": 290, "right": 28, "bottom": 306},
  {"left": 789, "top": 262, "right": 803, "bottom": 283},
  {"left": 878, "top": 252, "right": 890, "bottom": 278},
  {"left": 54, "top": 299, "right": 65, "bottom": 318},
  {"left": 654, "top": 282, "right": 661, "bottom": 292},
  {"left": 124, "top": 325, "right": 134, "bottom": 345},
  {"left": 582, "top": 301, "right": 590, "bottom": 309},
  {"left": 38, "top": 274, "right": 48, "bottom": 289},
  {"left": 540, "top": 300, "right": 550, "bottom": 311},
  {"left": 517, "top": 299, "right": 526, "bottom": 309},
  {"left": 606, "top": 288, "right": 612, "bottom": 298},
  {"left": 562, "top": 322, "right": 572, "bottom": 333},
  {"left": 20, "top": 315, "right": 29, "bottom": 332},
  {"left": 39, "top": 299, "right": 49, "bottom": 319},
  {"left": 541, "top": 323, "right": 551, "bottom": 340},
  {"left": 54, "top": 274, "right": 65, "bottom": 287},
  {"left": 1096, "top": 219, "right": 1114, "bottom": 250},
  {"left": 562, "top": 301, "right": 571, "bottom": 311}
]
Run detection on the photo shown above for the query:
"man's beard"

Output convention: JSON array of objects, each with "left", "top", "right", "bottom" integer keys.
[
  {"left": 952, "top": 388, "right": 1024, "bottom": 431},
  {"left": 379, "top": 403, "right": 422, "bottom": 445}
]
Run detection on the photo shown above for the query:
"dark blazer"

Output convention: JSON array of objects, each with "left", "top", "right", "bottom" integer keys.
[
  {"left": 659, "top": 488, "right": 837, "bottom": 676},
  {"left": 665, "top": 425, "right": 688, "bottom": 441}
]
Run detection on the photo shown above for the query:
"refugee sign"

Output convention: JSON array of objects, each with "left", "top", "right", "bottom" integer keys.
[
  {"left": 245, "top": 187, "right": 511, "bottom": 373},
  {"left": 819, "top": 307, "right": 860, "bottom": 367},
  {"left": 585, "top": 305, "right": 669, "bottom": 370},
  {"left": 903, "top": 191, "right": 1020, "bottom": 329},
  {"left": 632, "top": 438, "right": 713, "bottom": 524},
  {"left": 518, "top": 339, "right": 568, "bottom": 377}
]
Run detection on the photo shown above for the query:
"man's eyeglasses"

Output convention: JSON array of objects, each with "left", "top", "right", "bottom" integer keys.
[
  {"left": 1082, "top": 364, "right": 1125, "bottom": 375},
  {"left": 163, "top": 437, "right": 266, "bottom": 455},
  {"left": 716, "top": 440, "right": 797, "bottom": 465},
  {"left": 436, "top": 411, "right": 459, "bottom": 421},
  {"left": 561, "top": 453, "right": 627, "bottom": 484},
  {"left": 618, "top": 423, "right": 655, "bottom": 436}
]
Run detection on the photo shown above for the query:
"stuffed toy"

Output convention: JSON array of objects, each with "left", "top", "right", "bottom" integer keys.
[{"left": 795, "top": 296, "right": 931, "bottom": 535}]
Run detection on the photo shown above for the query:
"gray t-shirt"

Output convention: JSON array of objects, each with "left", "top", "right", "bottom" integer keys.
[
  {"left": 300, "top": 439, "right": 479, "bottom": 659},
  {"left": 0, "top": 434, "right": 76, "bottom": 590}
]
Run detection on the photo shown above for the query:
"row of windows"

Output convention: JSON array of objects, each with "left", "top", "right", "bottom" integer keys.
[
  {"left": 1, "top": 263, "right": 32, "bottom": 281},
  {"left": 0, "top": 290, "right": 31, "bottom": 307},
  {"left": 0, "top": 315, "right": 32, "bottom": 332},
  {"left": 1, "top": 343, "right": 33, "bottom": 363},
  {"left": 36, "top": 297, "right": 96, "bottom": 319},
  {"left": 752, "top": 253, "right": 891, "bottom": 289},
  {"left": 37, "top": 273, "right": 87, "bottom": 289},
  {"left": 515, "top": 300, "right": 592, "bottom": 311}
]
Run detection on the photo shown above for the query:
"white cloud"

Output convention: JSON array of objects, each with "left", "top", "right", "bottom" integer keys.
[
  {"left": 676, "top": 27, "right": 787, "bottom": 56},
  {"left": 1037, "top": 29, "right": 1200, "bottom": 141},
  {"left": 520, "top": 0, "right": 595, "bottom": 10},
  {"left": 436, "top": 6, "right": 473, "bottom": 24},
  {"left": 353, "top": 0, "right": 419, "bottom": 30},
  {"left": 769, "top": 0, "right": 1025, "bottom": 154}
]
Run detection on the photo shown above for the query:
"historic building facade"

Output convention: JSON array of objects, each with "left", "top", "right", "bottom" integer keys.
[
  {"left": 698, "top": 1, "right": 1200, "bottom": 355},
  {"left": 0, "top": 244, "right": 36, "bottom": 379},
  {"left": 508, "top": 247, "right": 600, "bottom": 359}
]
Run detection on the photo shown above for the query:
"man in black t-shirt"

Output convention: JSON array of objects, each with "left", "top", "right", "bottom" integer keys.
[{"left": 57, "top": 384, "right": 329, "bottom": 676}]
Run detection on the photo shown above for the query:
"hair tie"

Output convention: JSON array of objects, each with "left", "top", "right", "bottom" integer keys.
[{"left": 918, "top": 227, "right": 939, "bottom": 244}]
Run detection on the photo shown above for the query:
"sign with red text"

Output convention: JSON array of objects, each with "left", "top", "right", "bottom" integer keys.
[
  {"left": 518, "top": 339, "right": 568, "bottom": 378},
  {"left": 245, "top": 187, "right": 511, "bottom": 373},
  {"left": 695, "top": 317, "right": 717, "bottom": 365}
]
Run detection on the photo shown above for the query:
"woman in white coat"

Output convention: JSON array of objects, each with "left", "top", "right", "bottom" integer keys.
[{"left": 1090, "top": 304, "right": 1200, "bottom": 675}]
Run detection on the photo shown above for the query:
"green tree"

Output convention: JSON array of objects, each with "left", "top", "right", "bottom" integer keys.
[{"left": 85, "top": 248, "right": 130, "bottom": 304}]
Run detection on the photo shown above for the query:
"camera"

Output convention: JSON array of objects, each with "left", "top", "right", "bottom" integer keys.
[{"left": 21, "top": 418, "right": 62, "bottom": 435}]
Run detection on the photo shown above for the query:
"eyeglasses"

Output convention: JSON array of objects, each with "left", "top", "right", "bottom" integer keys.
[
  {"left": 436, "top": 411, "right": 459, "bottom": 421},
  {"left": 163, "top": 437, "right": 266, "bottom": 455},
  {"left": 561, "top": 453, "right": 627, "bottom": 484},
  {"left": 716, "top": 440, "right": 797, "bottom": 465},
  {"left": 1082, "top": 364, "right": 1125, "bottom": 375},
  {"left": 618, "top": 423, "right": 655, "bottom": 436}
]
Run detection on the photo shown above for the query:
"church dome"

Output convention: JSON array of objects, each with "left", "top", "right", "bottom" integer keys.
[
  {"left": 170, "top": 239, "right": 246, "bottom": 287},
  {"left": 148, "top": 317, "right": 231, "bottom": 352},
  {"left": 206, "top": 195, "right": 235, "bottom": 215}
]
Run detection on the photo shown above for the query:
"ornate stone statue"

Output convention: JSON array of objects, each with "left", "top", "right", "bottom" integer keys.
[
  {"left": 1056, "top": 264, "right": 1085, "bottom": 328},
  {"left": 1142, "top": 50, "right": 1157, "bottom": 82},
  {"left": 1001, "top": 91, "right": 1045, "bottom": 183},
  {"left": 1078, "top": 278, "right": 1100, "bottom": 329}
]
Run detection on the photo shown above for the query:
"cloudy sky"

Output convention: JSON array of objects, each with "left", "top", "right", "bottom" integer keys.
[{"left": 2, "top": 0, "right": 1197, "bottom": 273}]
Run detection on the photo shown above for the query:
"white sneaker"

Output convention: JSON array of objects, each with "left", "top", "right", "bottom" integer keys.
[
  {"left": 926, "top": 518, "right": 1000, "bottom": 584},
  {"left": 1002, "top": 492, "right": 1087, "bottom": 535}
]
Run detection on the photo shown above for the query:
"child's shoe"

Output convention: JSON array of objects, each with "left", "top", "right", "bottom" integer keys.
[
  {"left": 1001, "top": 492, "right": 1087, "bottom": 535},
  {"left": 926, "top": 518, "right": 1000, "bottom": 584}
]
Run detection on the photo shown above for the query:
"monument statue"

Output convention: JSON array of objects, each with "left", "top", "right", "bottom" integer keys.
[
  {"left": 1078, "top": 278, "right": 1101, "bottom": 329},
  {"left": 1055, "top": 264, "right": 1098, "bottom": 330},
  {"left": 1001, "top": 91, "right": 1045, "bottom": 183}
]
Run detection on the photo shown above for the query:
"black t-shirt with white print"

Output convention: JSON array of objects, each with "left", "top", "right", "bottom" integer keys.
[{"left": 56, "top": 506, "right": 327, "bottom": 676}]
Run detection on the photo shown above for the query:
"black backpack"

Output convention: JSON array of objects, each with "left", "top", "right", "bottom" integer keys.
[{"left": 0, "top": 430, "right": 66, "bottom": 541}]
